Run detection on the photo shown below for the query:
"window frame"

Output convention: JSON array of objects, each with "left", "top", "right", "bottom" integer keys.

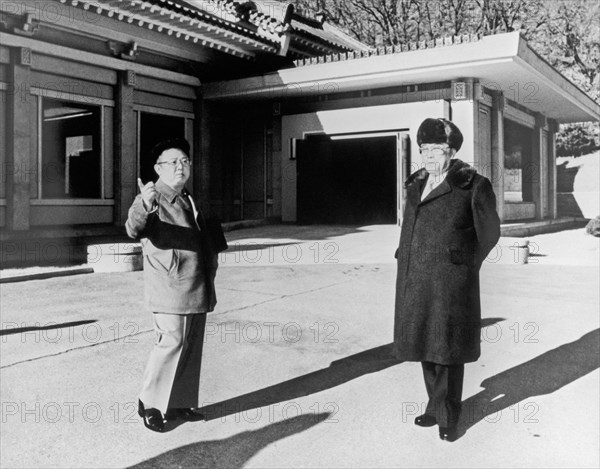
[{"left": 32, "top": 87, "right": 115, "bottom": 204}]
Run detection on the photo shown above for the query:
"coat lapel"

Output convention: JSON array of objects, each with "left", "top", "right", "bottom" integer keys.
[
  {"left": 405, "top": 168, "right": 427, "bottom": 209},
  {"left": 419, "top": 178, "right": 452, "bottom": 205},
  {"left": 409, "top": 159, "right": 476, "bottom": 206}
]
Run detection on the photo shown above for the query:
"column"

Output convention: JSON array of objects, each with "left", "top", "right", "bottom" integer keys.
[
  {"left": 490, "top": 91, "right": 505, "bottom": 222},
  {"left": 115, "top": 70, "right": 137, "bottom": 225},
  {"left": 547, "top": 119, "right": 559, "bottom": 219},
  {"left": 534, "top": 113, "right": 548, "bottom": 220},
  {"left": 196, "top": 97, "right": 211, "bottom": 204},
  {"left": 7, "top": 47, "right": 32, "bottom": 230}
]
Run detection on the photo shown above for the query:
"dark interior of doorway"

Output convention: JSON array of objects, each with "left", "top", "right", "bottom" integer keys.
[
  {"left": 139, "top": 113, "right": 185, "bottom": 184},
  {"left": 297, "top": 134, "right": 397, "bottom": 224}
]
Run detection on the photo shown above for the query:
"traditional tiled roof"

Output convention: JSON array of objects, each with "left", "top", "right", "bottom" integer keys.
[
  {"left": 177, "top": 0, "right": 287, "bottom": 39},
  {"left": 62, "top": 0, "right": 368, "bottom": 60},
  {"left": 293, "top": 33, "right": 483, "bottom": 66},
  {"left": 250, "top": 0, "right": 369, "bottom": 56},
  {"left": 287, "top": 15, "right": 367, "bottom": 55},
  {"left": 289, "top": 5, "right": 368, "bottom": 52},
  {"left": 62, "top": 0, "right": 283, "bottom": 59}
]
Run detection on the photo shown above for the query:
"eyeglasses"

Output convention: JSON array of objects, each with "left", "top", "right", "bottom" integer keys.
[
  {"left": 156, "top": 158, "right": 191, "bottom": 167},
  {"left": 420, "top": 145, "right": 448, "bottom": 157}
]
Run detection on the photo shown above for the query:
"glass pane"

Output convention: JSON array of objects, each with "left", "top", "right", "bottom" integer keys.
[
  {"left": 503, "top": 119, "right": 534, "bottom": 203},
  {"left": 41, "top": 98, "right": 101, "bottom": 198}
]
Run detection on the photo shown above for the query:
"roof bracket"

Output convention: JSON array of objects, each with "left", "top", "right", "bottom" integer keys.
[
  {"left": 13, "top": 13, "right": 40, "bottom": 37},
  {"left": 107, "top": 41, "right": 139, "bottom": 61}
]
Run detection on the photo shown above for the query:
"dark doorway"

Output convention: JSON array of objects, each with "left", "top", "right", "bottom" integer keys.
[
  {"left": 139, "top": 113, "right": 185, "bottom": 184},
  {"left": 297, "top": 134, "right": 398, "bottom": 224}
]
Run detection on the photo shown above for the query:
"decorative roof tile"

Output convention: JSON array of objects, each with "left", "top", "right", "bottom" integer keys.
[{"left": 292, "top": 33, "right": 482, "bottom": 67}]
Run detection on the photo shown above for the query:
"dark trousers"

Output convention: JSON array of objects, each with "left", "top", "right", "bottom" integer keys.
[{"left": 421, "top": 361, "right": 465, "bottom": 427}]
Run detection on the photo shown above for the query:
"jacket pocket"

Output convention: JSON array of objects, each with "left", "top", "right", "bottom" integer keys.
[{"left": 145, "top": 249, "right": 175, "bottom": 275}]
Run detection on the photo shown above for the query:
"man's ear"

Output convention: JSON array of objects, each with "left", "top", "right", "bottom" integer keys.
[{"left": 153, "top": 164, "right": 161, "bottom": 177}]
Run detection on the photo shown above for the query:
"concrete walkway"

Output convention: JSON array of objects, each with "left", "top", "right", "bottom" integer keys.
[{"left": 1, "top": 225, "right": 598, "bottom": 468}]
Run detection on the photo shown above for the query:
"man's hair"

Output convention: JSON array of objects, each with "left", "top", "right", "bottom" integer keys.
[{"left": 152, "top": 137, "right": 190, "bottom": 162}]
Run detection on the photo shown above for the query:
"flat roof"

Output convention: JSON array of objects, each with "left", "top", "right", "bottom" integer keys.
[{"left": 203, "top": 32, "right": 599, "bottom": 123}]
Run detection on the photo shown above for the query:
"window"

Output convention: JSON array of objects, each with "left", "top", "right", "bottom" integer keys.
[
  {"left": 504, "top": 119, "right": 534, "bottom": 203},
  {"left": 41, "top": 98, "right": 102, "bottom": 198}
]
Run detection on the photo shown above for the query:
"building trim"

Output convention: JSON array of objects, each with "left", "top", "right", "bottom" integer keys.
[
  {"left": 133, "top": 104, "right": 195, "bottom": 119},
  {"left": 30, "top": 87, "right": 115, "bottom": 107},
  {"left": 30, "top": 199, "right": 115, "bottom": 206},
  {"left": 504, "top": 101, "right": 536, "bottom": 128},
  {"left": 0, "top": 32, "right": 201, "bottom": 87}
]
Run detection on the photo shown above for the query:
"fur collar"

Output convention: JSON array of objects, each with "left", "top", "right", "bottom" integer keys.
[{"left": 404, "top": 159, "right": 476, "bottom": 189}]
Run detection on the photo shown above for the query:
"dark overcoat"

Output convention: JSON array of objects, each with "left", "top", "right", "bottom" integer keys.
[
  {"left": 125, "top": 180, "right": 218, "bottom": 314},
  {"left": 393, "top": 159, "right": 500, "bottom": 365}
]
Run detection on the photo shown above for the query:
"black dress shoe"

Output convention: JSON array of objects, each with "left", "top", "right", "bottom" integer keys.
[
  {"left": 138, "top": 399, "right": 165, "bottom": 433},
  {"left": 414, "top": 414, "right": 437, "bottom": 427},
  {"left": 439, "top": 426, "right": 458, "bottom": 442},
  {"left": 166, "top": 408, "right": 205, "bottom": 422}
]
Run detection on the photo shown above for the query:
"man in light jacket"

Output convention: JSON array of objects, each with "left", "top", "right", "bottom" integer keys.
[
  {"left": 126, "top": 137, "right": 219, "bottom": 432},
  {"left": 394, "top": 118, "right": 500, "bottom": 442}
]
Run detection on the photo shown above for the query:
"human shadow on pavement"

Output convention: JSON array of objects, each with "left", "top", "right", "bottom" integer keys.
[
  {"left": 201, "top": 319, "right": 506, "bottom": 422},
  {"left": 200, "top": 344, "right": 401, "bottom": 421},
  {"left": 481, "top": 317, "right": 505, "bottom": 328},
  {"left": 458, "top": 328, "right": 600, "bottom": 439},
  {"left": 128, "top": 412, "right": 331, "bottom": 468},
  {"left": 0, "top": 319, "right": 97, "bottom": 336}
]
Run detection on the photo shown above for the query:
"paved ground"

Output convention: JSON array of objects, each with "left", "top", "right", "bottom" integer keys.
[{"left": 1, "top": 225, "right": 598, "bottom": 468}]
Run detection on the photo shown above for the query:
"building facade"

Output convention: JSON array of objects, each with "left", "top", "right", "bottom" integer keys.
[
  {"left": 205, "top": 32, "right": 599, "bottom": 226},
  {"left": 0, "top": 0, "right": 362, "bottom": 265},
  {"left": 1, "top": 1, "right": 598, "bottom": 266}
]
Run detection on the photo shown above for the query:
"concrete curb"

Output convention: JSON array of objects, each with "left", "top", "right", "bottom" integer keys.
[
  {"left": 501, "top": 217, "right": 588, "bottom": 237},
  {"left": 0, "top": 267, "right": 94, "bottom": 284},
  {"left": 0, "top": 219, "right": 275, "bottom": 283},
  {"left": 0, "top": 218, "right": 588, "bottom": 282}
]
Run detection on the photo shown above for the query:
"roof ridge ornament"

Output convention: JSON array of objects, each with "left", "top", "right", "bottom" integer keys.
[{"left": 277, "top": 3, "right": 293, "bottom": 57}]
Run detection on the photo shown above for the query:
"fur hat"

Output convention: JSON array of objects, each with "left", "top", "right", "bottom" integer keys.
[
  {"left": 152, "top": 137, "right": 190, "bottom": 161},
  {"left": 416, "top": 118, "right": 463, "bottom": 151}
]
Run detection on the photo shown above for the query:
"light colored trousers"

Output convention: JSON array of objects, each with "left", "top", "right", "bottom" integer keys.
[{"left": 139, "top": 312, "right": 207, "bottom": 413}]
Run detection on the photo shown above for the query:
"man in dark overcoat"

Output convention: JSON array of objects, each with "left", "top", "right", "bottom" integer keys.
[
  {"left": 393, "top": 118, "right": 500, "bottom": 442},
  {"left": 126, "top": 137, "right": 222, "bottom": 432}
]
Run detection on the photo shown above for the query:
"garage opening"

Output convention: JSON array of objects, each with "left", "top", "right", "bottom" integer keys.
[{"left": 297, "top": 133, "right": 405, "bottom": 224}]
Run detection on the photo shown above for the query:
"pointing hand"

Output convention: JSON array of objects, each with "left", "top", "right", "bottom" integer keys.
[{"left": 137, "top": 178, "right": 157, "bottom": 210}]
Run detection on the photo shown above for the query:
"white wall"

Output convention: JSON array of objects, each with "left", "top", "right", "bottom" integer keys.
[
  {"left": 281, "top": 101, "right": 448, "bottom": 221},
  {"left": 449, "top": 100, "right": 476, "bottom": 167}
]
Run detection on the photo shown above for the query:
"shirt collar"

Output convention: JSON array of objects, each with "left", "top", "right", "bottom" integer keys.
[{"left": 155, "top": 179, "right": 186, "bottom": 204}]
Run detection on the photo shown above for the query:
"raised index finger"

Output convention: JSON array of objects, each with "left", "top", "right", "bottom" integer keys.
[{"left": 137, "top": 178, "right": 144, "bottom": 191}]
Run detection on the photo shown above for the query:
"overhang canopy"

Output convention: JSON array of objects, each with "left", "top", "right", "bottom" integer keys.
[{"left": 203, "top": 32, "right": 599, "bottom": 123}]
